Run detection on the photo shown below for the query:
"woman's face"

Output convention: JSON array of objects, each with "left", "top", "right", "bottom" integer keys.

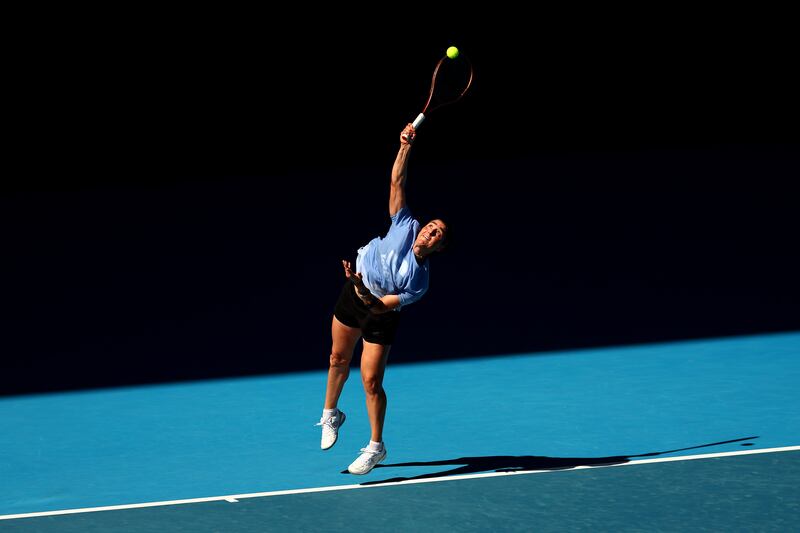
[{"left": 415, "top": 219, "right": 447, "bottom": 253}]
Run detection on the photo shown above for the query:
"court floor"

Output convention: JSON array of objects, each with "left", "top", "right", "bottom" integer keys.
[{"left": 2, "top": 331, "right": 798, "bottom": 530}]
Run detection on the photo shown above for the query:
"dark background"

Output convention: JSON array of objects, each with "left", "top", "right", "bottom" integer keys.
[{"left": 3, "top": 15, "right": 798, "bottom": 395}]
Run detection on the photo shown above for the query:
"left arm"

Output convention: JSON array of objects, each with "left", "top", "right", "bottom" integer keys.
[{"left": 342, "top": 260, "right": 401, "bottom": 314}]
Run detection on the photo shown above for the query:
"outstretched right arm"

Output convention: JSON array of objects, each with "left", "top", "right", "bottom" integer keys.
[{"left": 389, "top": 124, "right": 415, "bottom": 217}]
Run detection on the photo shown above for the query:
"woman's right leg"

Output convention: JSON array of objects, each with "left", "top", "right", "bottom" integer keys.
[{"left": 324, "top": 316, "right": 361, "bottom": 409}]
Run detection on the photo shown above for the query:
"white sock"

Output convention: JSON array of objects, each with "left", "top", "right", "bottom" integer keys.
[
  {"left": 367, "top": 440, "right": 384, "bottom": 452},
  {"left": 322, "top": 408, "right": 337, "bottom": 421}
]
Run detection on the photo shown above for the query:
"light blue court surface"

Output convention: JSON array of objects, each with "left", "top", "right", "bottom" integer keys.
[{"left": 1, "top": 331, "right": 799, "bottom": 529}]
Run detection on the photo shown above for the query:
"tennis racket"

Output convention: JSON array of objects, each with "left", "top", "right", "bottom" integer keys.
[{"left": 402, "top": 47, "right": 474, "bottom": 142}]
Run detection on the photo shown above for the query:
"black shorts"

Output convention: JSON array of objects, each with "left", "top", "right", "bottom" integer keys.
[{"left": 333, "top": 282, "right": 401, "bottom": 346}]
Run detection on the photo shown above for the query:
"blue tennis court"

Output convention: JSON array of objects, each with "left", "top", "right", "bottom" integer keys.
[{"left": 2, "top": 331, "right": 799, "bottom": 530}]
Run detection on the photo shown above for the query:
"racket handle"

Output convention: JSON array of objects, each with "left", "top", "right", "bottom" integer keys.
[{"left": 402, "top": 113, "right": 426, "bottom": 142}]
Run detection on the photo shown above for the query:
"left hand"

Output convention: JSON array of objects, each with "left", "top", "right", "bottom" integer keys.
[{"left": 342, "top": 260, "right": 366, "bottom": 291}]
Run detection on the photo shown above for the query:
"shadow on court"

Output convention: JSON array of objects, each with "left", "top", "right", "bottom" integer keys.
[{"left": 349, "top": 436, "right": 758, "bottom": 485}]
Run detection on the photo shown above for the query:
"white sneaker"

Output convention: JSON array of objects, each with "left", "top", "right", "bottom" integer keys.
[
  {"left": 347, "top": 446, "right": 387, "bottom": 475},
  {"left": 316, "top": 410, "right": 346, "bottom": 450}
]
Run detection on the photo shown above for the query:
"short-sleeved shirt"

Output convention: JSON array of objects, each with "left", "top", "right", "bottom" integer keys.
[{"left": 355, "top": 207, "right": 429, "bottom": 309}]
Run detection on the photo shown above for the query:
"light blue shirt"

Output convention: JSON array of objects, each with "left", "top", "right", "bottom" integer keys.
[{"left": 355, "top": 207, "right": 429, "bottom": 309}]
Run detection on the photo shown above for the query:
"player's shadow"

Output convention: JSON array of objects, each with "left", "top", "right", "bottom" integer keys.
[{"left": 344, "top": 436, "right": 758, "bottom": 485}]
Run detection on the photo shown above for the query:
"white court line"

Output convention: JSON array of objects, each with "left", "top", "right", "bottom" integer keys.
[{"left": 2, "top": 445, "right": 799, "bottom": 521}]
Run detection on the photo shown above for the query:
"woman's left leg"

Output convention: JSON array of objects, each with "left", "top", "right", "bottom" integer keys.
[{"left": 360, "top": 340, "right": 391, "bottom": 443}]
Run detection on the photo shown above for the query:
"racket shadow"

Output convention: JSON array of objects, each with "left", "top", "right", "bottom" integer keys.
[{"left": 344, "top": 436, "right": 759, "bottom": 485}]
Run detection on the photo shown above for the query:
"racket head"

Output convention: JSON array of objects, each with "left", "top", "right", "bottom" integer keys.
[
  {"left": 401, "top": 50, "right": 474, "bottom": 142},
  {"left": 422, "top": 53, "right": 474, "bottom": 114}
]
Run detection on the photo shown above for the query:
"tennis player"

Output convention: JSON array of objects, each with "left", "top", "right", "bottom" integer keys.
[{"left": 317, "top": 123, "right": 449, "bottom": 474}]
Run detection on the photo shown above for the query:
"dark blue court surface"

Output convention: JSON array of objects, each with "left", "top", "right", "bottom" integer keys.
[
  {"left": 3, "top": 450, "right": 798, "bottom": 532},
  {"left": 2, "top": 332, "right": 798, "bottom": 530}
]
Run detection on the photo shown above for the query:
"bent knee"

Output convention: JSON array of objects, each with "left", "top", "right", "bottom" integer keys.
[
  {"left": 329, "top": 352, "right": 351, "bottom": 368},
  {"left": 361, "top": 375, "right": 384, "bottom": 396}
]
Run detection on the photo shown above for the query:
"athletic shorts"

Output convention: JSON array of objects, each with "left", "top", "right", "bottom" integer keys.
[{"left": 333, "top": 282, "right": 401, "bottom": 346}]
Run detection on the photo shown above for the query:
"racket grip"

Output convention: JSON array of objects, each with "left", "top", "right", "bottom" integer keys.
[{"left": 402, "top": 113, "right": 426, "bottom": 142}]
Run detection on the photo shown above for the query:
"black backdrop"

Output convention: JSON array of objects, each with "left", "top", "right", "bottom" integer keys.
[{"left": 3, "top": 17, "right": 798, "bottom": 395}]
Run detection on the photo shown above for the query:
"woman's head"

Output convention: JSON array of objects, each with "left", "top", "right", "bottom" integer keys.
[{"left": 413, "top": 219, "right": 449, "bottom": 259}]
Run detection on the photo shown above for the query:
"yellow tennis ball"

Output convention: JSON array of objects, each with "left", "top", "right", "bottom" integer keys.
[{"left": 446, "top": 46, "right": 459, "bottom": 59}]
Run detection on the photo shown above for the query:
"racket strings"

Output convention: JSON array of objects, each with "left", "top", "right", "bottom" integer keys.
[{"left": 423, "top": 56, "right": 474, "bottom": 114}]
